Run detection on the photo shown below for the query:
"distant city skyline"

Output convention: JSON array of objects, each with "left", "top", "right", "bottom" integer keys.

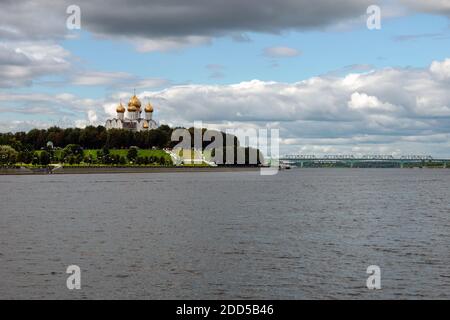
[{"left": 1, "top": 1, "right": 450, "bottom": 156}]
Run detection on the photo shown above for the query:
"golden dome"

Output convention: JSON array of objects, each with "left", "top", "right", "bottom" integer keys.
[
  {"left": 145, "top": 102, "right": 154, "bottom": 113},
  {"left": 116, "top": 102, "right": 125, "bottom": 113},
  {"left": 143, "top": 120, "right": 149, "bottom": 129},
  {"left": 128, "top": 94, "right": 141, "bottom": 109},
  {"left": 127, "top": 104, "right": 137, "bottom": 112}
]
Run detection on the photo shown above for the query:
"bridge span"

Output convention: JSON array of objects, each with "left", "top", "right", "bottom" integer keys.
[{"left": 278, "top": 155, "right": 450, "bottom": 168}]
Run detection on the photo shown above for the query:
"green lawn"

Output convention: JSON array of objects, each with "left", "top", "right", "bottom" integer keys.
[
  {"left": 26, "top": 148, "right": 216, "bottom": 166},
  {"left": 32, "top": 148, "right": 171, "bottom": 162},
  {"left": 137, "top": 149, "right": 169, "bottom": 159},
  {"left": 82, "top": 149, "right": 97, "bottom": 159},
  {"left": 39, "top": 148, "right": 198, "bottom": 163},
  {"left": 109, "top": 149, "right": 171, "bottom": 161},
  {"left": 33, "top": 149, "right": 63, "bottom": 159},
  {"left": 80, "top": 149, "right": 171, "bottom": 162}
]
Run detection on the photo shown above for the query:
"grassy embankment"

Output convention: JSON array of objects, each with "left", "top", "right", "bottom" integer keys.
[
  {"left": 29, "top": 149, "right": 171, "bottom": 166},
  {"left": 29, "top": 149, "right": 212, "bottom": 167},
  {"left": 83, "top": 149, "right": 170, "bottom": 161}
]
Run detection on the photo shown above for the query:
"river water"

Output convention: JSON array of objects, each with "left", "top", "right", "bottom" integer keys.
[{"left": 0, "top": 169, "right": 449, "bottom": 299}]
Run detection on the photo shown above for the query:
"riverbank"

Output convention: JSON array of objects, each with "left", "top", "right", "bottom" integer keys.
[{"left": 0, "top": 166, "right": 261, "bottom": 175}]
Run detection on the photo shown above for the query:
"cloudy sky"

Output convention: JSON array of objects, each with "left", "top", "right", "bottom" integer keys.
[{"left": 1, "top": 0, "right": 450, "bottom": 156}]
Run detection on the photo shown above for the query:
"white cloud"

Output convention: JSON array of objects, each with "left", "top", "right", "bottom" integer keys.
[
  {"left": 348, "top": 92, "right": 398, "bottom": 112},
  {"left": 3, "top": 58, "right": 450, "bottom": 156},
  {"left": 135, "top": 62, "right": 450, "bottom": 134},
  {"left": 401, "top": 0, "right": 450, "bottom": 15},
  {"left": 134, "top": 36, "right": 212, "bottom": 52},
  {"left": 0, "top": 41, "right": 71, "bottom": 87},
  {"left": 0, "top": 92, "right": 109, "bottom": 126},
  {"left": 264, "top": 46, "right": 301, "bottom": 58},
  {"left": 87, "top": 110, "right": 98, "bottom": 123},
  {"left": 0, "top": 1, "right": 67, "bottom": 40},
  {"left": 430, "top": 58, "right": 450, "bottom": 80},
  {"left": 74, "top": 119, "right": 89, "bottom": 129},
  {"left": 69, "top": 71, "right": 170, "bottom": 89},
  {"left": 71, "top": 71, "right": 133, "bottom": 86},
  {"left": 131, "top": 78, "right": 171, "bottom": 89}
]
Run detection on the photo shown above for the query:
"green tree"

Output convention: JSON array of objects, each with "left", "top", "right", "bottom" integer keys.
[
  {"left": 31, "top": 153, "right": 40, "bottom": 165},
  {"left": 25, "top": 129, "right": 47, "bottom": 150},
  {"left": 79, "top": 126, "right": 98, "bottom": 149},
  {"left": 46, "top": 127, "right": 64, "bottom": 147},
  {"left": 102, "top": 145, "right": 110, "bottom": 155},
  {"left": 84, "top": 154, "right": 93, "bottom": 164},
  {"left": 39, "top": 151, "right": 51, "bottom": 166},
  {"left": 127, "top": 147, "right": 138, "bottom": 162},
  {"left": 136, "top": 157, "right": 142, "bottom": 165},
  {"left": 63, "top": 144, "right": 83, "bottom": 160},
  {"left": 110, "top": 154, "right": 120, "bottom": 165},
  {"left": 158, "top": 156, "right": 166, "bottom": 166},
  {"left": 0, "top": 145, "right": 18, "bottom": 166},
  {"left": 17, "top": 150, "right": 33, "bottom": 164}
]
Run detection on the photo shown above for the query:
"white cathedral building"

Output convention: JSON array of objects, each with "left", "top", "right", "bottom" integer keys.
[{"left": 105, "top": 94, "right": 158, "bottom": 131}]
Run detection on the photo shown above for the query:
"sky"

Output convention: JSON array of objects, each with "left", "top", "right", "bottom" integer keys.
[{"left": 1, "top": 0, "right": 450, "bottom": 156}]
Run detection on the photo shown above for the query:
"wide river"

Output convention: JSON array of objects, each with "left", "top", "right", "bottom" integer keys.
[{"left": 0, "top": 169, "right": 449, "bottom": 299}]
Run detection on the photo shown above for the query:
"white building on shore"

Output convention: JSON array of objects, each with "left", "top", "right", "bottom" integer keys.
[{"left": 105, "top": 94, "right": 158, "bottom": 132}]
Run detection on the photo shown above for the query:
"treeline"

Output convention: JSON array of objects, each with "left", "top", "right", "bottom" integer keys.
[
  {"left": 0, "top": 125, "right": 263, "bottom": 166},
  {"left": 172, "top": 127, "right": 263, "bottom": 166},
  {"left": 0, "top": 125, "right": 173, "bottom": 151},
  {"left": 0, "top": 144, "right": 171, "bottom": 166}
]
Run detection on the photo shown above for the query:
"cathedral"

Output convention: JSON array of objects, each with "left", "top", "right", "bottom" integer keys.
[{"left": 105, "top": 94, "right": 158, "bottom": 131}]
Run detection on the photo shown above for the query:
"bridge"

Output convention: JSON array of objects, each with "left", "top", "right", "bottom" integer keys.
[{"left": 278, "top": 155, "right": 450, "bottom": 168}]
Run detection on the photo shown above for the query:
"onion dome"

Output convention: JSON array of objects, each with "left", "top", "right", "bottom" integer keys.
[
  {"left": 143, "top": 120, "right": 149, "bottom": 129},
  {"left": 128, "top": 94, "right": 141, "bottom": 109},
  {"left": 127, "top": 104, "right": 137, "bottom": 112},
  {"left": 116, "top": 102, "right": 125, "bottom": 113},
  {"left": 145, "top": 102, "right": 154, "bottom": 113}
]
